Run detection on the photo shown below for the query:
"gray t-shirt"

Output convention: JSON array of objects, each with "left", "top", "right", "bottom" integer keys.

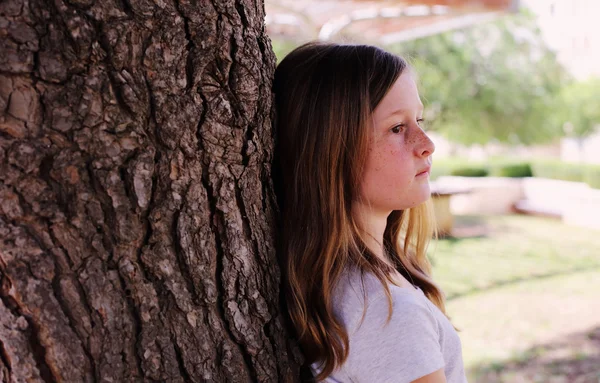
[{"left": 311, "top": 268, "right": 467, "bottom": 383}]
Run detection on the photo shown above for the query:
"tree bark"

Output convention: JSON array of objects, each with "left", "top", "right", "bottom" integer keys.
[{"left": 0, "top": 0, "right": 302, "bottom": 381}]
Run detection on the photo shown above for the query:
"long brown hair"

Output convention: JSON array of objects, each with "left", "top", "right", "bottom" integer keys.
[{"left": 272, "top": 42, "right": 445, "bottom": 381}]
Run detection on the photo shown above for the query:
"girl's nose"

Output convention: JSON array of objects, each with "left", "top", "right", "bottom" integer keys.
[{"left": 416, "top": 129, "right": 435, "bottom": 158}]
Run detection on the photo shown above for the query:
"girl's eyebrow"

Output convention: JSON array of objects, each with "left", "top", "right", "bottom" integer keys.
[{"left": 386, "top": 104, "right": 425, "bottom": 119}]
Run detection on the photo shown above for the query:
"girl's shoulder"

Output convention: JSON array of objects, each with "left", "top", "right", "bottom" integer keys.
[
  {"left": 333, "top": 267, "right": 429, "bottom": 330},
  {"left": 335, "top": 266, "right": 422, "bottom": 303}
]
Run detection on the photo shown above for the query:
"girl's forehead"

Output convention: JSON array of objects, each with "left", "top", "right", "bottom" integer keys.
[{"left": 373, "top": 73, "right": 422, "bottom": 121}]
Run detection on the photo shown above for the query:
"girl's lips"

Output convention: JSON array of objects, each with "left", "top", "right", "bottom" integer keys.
[{"left": 416, "top": 166, "right": 431, "bottom": 177}]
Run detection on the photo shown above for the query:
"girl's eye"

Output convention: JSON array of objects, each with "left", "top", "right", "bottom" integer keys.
[
  {"left": 391, "top": 124, "right": 405, "bottom": 134},
  {"left": 417, "top": 118, "right": 428, "bottom": 130}
]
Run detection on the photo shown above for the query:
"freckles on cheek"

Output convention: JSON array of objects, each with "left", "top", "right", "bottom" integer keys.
[{"left": 370, "top": 150, "right": 385, "bottom": 172}]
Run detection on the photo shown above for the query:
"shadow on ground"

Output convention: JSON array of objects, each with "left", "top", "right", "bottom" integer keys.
[
  {"left": 445, "top": 266, "right": 599, "bottom": 301},
  {"left": 469, "top": 326, "right": 600, "bottom": 383}
]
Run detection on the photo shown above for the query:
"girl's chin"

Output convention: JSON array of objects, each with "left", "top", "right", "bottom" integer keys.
[{"left": 390, "top": 192, "right": 432, "bottom": 211}]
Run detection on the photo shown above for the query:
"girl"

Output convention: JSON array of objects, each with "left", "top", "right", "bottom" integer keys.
[{"left": 272, "top": 42, "right": 467, "bottom": 383}]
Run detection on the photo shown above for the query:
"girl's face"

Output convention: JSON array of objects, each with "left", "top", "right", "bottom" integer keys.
[{"left": 356, "top": 71, "right": 435, "bottom": 214}]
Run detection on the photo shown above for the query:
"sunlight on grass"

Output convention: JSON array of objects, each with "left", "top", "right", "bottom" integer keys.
[
  {"left": 427, "top": 215, "right": 600, "bottom": 382},
  {"left": 449, "top": 270, "right": 600, "bottom": 382},
  {"left": 447, "top": 270, "right": 600, "bottom": 366},
  {"left": 428, "top": 215, "right": 600, "bottom": 299}
]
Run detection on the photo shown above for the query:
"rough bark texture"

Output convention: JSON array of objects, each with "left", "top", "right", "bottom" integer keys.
[{"left": 0, "top": 0, "right": 302, "bottom": 381}]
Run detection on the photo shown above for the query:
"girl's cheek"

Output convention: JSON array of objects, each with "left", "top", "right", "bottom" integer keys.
[{"left": 388, "top": 144, "right": 407, "bottom": 158}]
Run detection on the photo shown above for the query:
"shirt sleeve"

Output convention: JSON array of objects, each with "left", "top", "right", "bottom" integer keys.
[{"left": 342, "top": 290, "right": 445, "bottom": 383}]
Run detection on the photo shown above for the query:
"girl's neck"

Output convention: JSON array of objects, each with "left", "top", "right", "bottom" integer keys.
[{"left": 351, "top": 202, "right": 391, "bottom": 265}]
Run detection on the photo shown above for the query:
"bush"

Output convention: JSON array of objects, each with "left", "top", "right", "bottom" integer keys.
[
  {"left": 433, "top": 158, "right": 600, "bottom": 189},
  {"left": 584, "top": 167, "right": 600, "bottom": 189},
  {"left": 431, "top": 158, "right": 476, "bottom": 180},
  {"left": 493, "top": 163, "right": 533, "bottom": 178},
  {"left": 430, "top": 162, "right": 455, "bottom": 180},
  {"left": 532, "top": 160, "right": 582, "bottom": 182},
  {"left": 451, "top": 167, "right": 489, "bottom": 177},
  {"left": 532, "top": 160, "right": 600, "bottom": 189}
]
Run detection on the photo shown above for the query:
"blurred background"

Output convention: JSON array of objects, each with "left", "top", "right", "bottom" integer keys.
[{"left": 265, "top": 0, "right": 600, "bottom": 381}]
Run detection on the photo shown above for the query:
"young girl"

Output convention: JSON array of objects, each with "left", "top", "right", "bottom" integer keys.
[{"left": 272, "top": 42, "right": 467, "bottom": 383}]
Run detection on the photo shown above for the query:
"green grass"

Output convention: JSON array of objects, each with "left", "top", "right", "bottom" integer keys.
[
  {"left": 429, "top": 215, "right": 600, "bottom": 299},
  {"left": 428, "top": 215, "right": 600, "bottom": 381},
  {"left": 447, "top": 270, "right": 600, "bottom": 363}
]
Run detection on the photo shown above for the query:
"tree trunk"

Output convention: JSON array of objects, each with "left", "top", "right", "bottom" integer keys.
[{"left": 0, "top": 0, "right": 302, "bottom": 381}]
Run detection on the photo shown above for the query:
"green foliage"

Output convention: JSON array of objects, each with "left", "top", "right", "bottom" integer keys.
[
  {"left": 554, "top": 78, "right": 600, "bottom": 137},
  {"left": 584, "top": 167, "right": 600, "bottom": 189},
  {"left": 430, "top": 157, "right": 473, "bottom": 179},
  {"left": 492, "top": 163, "right": 533, "bottom": 178},
  {"left": 271, "top": 39, "right": 300, "bottom": 63},
  {"left": 431, "top": 158, "right": 487, "bottom": 179},
  {"left": 531, "top": 160, "right": 585, "bottom": 182},
  {"left": 432, "top": 157, "right": 600, "bottom": 189},
  {"left": 583, "top": 170, "right": 600, "bottom": 189},
  {"left": 450, "top": 167, "right": 489, "bottom": 177},
  {"left": 531, "top": 160, "right": 600, "bottom": 189},
  {"left": 269, "top": 11, "right": 599, "bottom": 144},
  {"left": 387, "top": 11, "right": 570, "bottom": 144}
]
